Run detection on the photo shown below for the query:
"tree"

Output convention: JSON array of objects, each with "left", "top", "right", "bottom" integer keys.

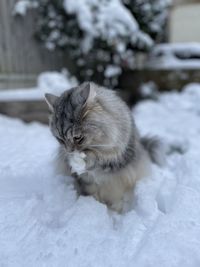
[{"left": 15, "top": 0, "right": 171, "bottom": 87}]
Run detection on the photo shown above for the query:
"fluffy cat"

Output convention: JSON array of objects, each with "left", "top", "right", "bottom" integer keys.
[{"left": 45, "top": 82, "right": 163, "bottom": 212}]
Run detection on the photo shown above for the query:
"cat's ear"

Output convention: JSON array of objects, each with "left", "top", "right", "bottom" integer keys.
[
  {"left": 45, "top": 93, "right": 58, "bottom": 111},
  {"left": 80, "top": 82, "right": 97, "bottom": 105},
  {"left": 87, "top": 83, "right": 97, "bottom": 104}
]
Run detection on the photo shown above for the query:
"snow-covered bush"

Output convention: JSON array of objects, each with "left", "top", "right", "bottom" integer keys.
[
  {"left": 15, "top": 0, "right": 170, "bottom": 87},
  {"left": 14, "top": 0, "right": 38, "bottom": 16}
]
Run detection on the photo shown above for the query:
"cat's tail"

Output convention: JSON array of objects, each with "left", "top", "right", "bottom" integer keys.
[{"left": 140, "top": 136, "right": 166, "bottom": 166}]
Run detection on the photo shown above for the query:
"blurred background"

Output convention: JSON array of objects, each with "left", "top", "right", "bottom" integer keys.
[{"left": 0, "top": 0, "right": 200, "bottom": 124}]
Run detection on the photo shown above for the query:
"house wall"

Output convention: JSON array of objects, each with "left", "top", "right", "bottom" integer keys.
[{"left": 170, "top": 2, "right": 200, "bottom": 43}]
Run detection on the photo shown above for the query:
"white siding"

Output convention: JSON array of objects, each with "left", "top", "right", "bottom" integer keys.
[{"left": 170, "top": 4, "right": 200, "bottom": 42}]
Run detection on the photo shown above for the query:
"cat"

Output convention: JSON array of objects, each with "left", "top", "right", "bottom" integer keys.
[{"left": 45, "top": 82, "right": 163, "bottom": 212}]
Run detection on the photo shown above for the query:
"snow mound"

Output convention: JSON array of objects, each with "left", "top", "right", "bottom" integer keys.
[
  {"left": 38, "top": 70, "right": 78, "bottom": 96},
  {"left": 1, "top": 84, "right": 200, "bottom": 266}
]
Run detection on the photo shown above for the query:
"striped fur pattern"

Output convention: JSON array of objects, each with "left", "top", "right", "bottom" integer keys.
[{"left": 45, "top": 82, "right": 162, "bottom": 212}]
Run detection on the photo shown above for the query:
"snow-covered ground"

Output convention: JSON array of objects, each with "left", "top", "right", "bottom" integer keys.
[{"left": 0, "top": 83, "right": 200, "bottom": 267}]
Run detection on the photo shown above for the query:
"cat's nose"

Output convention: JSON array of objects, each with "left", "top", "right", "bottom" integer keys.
[{"left": 73, "top": 135, "right": 84, "bottom": 145}]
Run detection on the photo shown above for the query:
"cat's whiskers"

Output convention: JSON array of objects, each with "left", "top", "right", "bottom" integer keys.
[{"left": 88, "top": 144, "right": 116, "bottom": 149}]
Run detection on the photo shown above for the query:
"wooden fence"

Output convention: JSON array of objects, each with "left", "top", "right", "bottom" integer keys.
[{"left": 0, "top": 0, "right": 72, "bottom": 89}]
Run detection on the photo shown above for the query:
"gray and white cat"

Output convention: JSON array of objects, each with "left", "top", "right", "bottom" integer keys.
[{"left": 45, "top": 82, "right": 163, "bottom": 212}]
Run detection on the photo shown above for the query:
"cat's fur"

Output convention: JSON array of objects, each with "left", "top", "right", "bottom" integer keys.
[{"left": 45, "top": 82, "right": 163, "bottom": 212}]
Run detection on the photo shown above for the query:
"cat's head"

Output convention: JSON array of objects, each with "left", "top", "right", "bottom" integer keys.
[{"left": 45, "top": 82, "right": 116, "bottom": 153}]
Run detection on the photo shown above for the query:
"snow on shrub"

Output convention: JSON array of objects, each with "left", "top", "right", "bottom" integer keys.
[
  {"left": 14, "top": 0, "right": 171, "bottom": 87},
  {"left": 146, "top": 43, "right": 200, "bottom": 70}
]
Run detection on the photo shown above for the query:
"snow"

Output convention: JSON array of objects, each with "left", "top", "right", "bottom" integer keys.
[
  {"left": 139, "top": 81, "right": 158, "bottom": 99},
  {"left": 0, "top": 71, "right": 77, "bottom": 101},
  {"left": 13, "top": 0, "right": 38, "bottom": 16},
  {"left": 147, "top": 43, "right": 200, "bottom": 69},
  {"left": 63, "top": 0, "right": 153, "bottom": 53},
  {"left": 38, "top": 70, "right": 78, "bottom": 96},
  {"left": 104, "top": 65, "right": 122, "bottom": 78},
  {"left": 1, "top": 83, "right": 200, "bottom": 266},
  {"left": 0, "top": 88, "right": 43, "bottom": 102},
  {"left": 69, "top": 152, "right": 86, "bottom": 175}
]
